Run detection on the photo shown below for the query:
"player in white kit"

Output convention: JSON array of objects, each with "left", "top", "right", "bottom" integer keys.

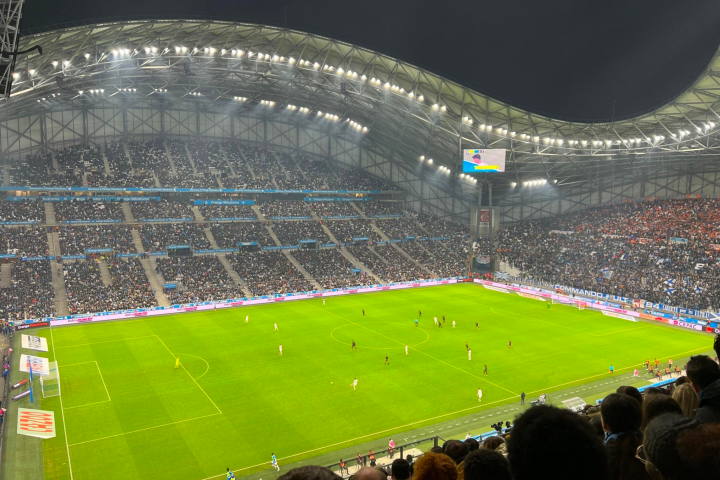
[
  {"left": 478, "top": 388, "right": 483, "bottom": 402},
  {"left": 452, "top": 320, "right": 456, "bottom": 328},
  {"left": 434, "top": 316, "right": 438, "bottom": 325},
  {"left": 468, "top": 349, "right": 472, "bottom": 361},
  {"left": 274, "top": 323, "right": 279, "bottom": 331},
  {"left": 351, "top": 378, "right": 358, "bottom": 390},
  {"left": 245, "top": 315, "right": 249, "bottom": 323},
  {"left": 322, "top": 298, "right": 325, "bottom": 305},
  {"left": 405, "top": 345, "right": 408, "bottom": 355},
  {"left": 279, "top": 344, "right": 283, "bottom": 356}
]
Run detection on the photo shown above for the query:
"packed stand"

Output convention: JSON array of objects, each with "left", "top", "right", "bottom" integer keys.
[
  {"left": 327, "top": 166, "right": 396, "bottom": 191},
  {"left": 309, "top": 202, "right": 359, "bottom": 217},
  {"left": 130, "top": 200, "right": 194, "bottom": 220},
  {"left": 399, "top": 241, "right": 437, "bottom": 272},
  {"left": 186, "top": 140, "right": 227, "bottom": 173},
  {"left": 7, "top": 152, "right": 70, "bottom": 187},
  {"left": 86, "top": 171, "right": 155, "bottom": 188},
  {"left": 375, "top": 219, "right": 427, "bottom": 240},
  {"left": 243, "top": 147, "right": 284, "bottom": 189},
  {"left": 293, "top": 249, "right": 369, "bottom": 289},
  {"left": 348, "top": 245, "right": 427, "bottom": 282},
  {"left": 222, "top": 142, "right": 261, "bottom": 188},
  {"left": 0, "top": 261, "right": 55, "bottom": 320},
  {"left": 325, "top": 220, "right": 382, "bottom": 244},
  {"left": 156, "top": 256, "right": 244, "bottom": 303},
  {"left": 0, "top": 226, "right": 49, "bottom": 256},
  {"left": 127, "top": 139, "right": 170, "bottom": 172},
  {"left": 198, "top": 204, "right": 256, "bottom": 220},
  {"left": 210, "top": 222, "right": 273, "bottom": 249},
  {"left": 138, "top": 223, "right": 211, "bottom": 250},
  {"left": 496, "top": 198, "right": 720, "bottom": 310},
  {"left": 64, "top": 259, "right": 157, "bottom": 314},
  {"left": 417, "top": 213, "right": 469, "bottom": 237},
  {"left": 361, "top": 202, "right": 406, "bottom": 217},
  {"left": 260, "top": 201, "right": 312, "bottom": 218},
  {"left": 424, "top": 239, "right": 469, "bottom": 277},
  {"left": 56, "top": 144, "right": 104, "bottom": 170},
  {"left": 163, "top": 140, "right": 219, "bottom": 188},
  {"left": 296, "top": 153, "right": 333, "bottom": 190},
  {"left": 230, "top": 251, "right": 313, "bottom": 295},
  {"left": 57, "top": 225, "right": 137, "bottom": 255},
  {"left": 53, "top": 200, "right": 124, "bottom": 222},
  {"left": 272, "top": 221, "right": 332, "bottom": 246},
  {"left": 105, "top": 140, "right": 132, "bottom": 173},
  {"left": 274, "top": 153, "right": 304, "bottom": 189},
  {"left": 0, "top": 199, "right": 45, "bottom": 223}
]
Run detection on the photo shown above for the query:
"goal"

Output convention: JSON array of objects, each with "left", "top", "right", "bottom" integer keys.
[
  {"left": 552, "top": 298, "right": 587, "bottom": 309},
  {"left": 40, "top": 361, "right": 60, "bottom": 398}
]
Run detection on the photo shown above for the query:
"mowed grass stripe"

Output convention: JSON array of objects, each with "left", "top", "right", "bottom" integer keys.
[{"left": 16, "top": 283, "right": 709, "bottom": 480}]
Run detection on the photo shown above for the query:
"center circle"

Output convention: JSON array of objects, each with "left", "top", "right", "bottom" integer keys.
[{"left": 330, "top": 322, "right": 430, "bottom": 350}]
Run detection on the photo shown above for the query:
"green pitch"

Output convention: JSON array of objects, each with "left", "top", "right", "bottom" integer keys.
[{"left": 3, "top": 283, "right": 713, "bottom": 479}]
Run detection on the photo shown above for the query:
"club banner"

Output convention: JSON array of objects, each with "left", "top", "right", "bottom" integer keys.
[
  {"left": 17, "top": 408, "right": 56, "bottom": 439},
  {"left": 21, "top": 335, "right": 49, "bottom": 352},
  {"left": 19, "top": 354, "right": 50, "bottom": 376}
]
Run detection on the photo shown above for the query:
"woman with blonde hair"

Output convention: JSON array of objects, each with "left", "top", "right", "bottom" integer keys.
[{"left": 672, "top": 383, "right": 699, "bottom": 418}]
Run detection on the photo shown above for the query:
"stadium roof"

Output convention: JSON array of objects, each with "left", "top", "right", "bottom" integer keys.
[{"left": 4, "top": 19, "right": 720, "bottom": 201}]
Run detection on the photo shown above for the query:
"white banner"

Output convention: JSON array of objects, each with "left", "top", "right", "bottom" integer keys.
[
  {"left": 21, "top": 335, "right": 48, "bottom": 352},
  {"left": 17, "top": 408, "right": 56, "bottom": 439},
  {"left": 601, "top": 311, "right": 638, "bottom": 322},
  {"left": 19, "top": 354, "right": 50, "bottom": 376}
]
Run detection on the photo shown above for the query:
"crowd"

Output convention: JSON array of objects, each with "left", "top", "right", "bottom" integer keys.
[
  {"left": 309, "top": 202, "right": 359, "bottom": 217},
  {"left": 86, "top": 172, "right": 155, "bottom": 188},
  {"left": 348, "top": 245, "right": 427, "bottom": 283},
  {"left": 361, "top": 202, "right": 407, "bottom": 217},
  {"left": 0, "top": 260, "right": 55, "bottom": 320},
  {"left": 156, "top": 256, "right": 244, "bottom": 303},
  {"left": 423, "top": 239, "right": 469, "bottom": 277},
  {"left": 56, "top": 144, "right": 104, "bottom": 170},
  {"left": 399, "top": 242, "right": 436, "bottom": 273},
  {"left": 57, "top": 225, "right": 137, "bottom": 255},
  {"left": 130, "top": 200, "right": 194, "bottom": 220},
  {"left": 296, "top": 154, "right": 332, "bottom": 190},
  {"left": 222, "top": 142, "right": 261, "bottom": 188},
  {"left": 128, "top": 139, "right": 170, "bottom": 172},
  {"left": 0, "top": 199, "right": 45, "bottom": 223},
  {"left": 10, "top": 151, "right": 82, "bottom": 186},
  {"left": 260, "top": 201, "right": 313, "bottom": 218},
  {"left": 272, "top": 221, "right": 331, "bottom": 246},
  {"left": 496, "top": 198, "right": 720, "bottom": 310},
  {"left": 275, "top": 153, "right": 306, "bottom": 190},
  {"left": 64, "top": 259, "right": 157, "bottom": 314},
  {"left": 326, "top": 220, "right": 382, "bottom": 244},
  {"left": 198, "top": 204, "right": 256, "bottom": 220},
  {"left": 138, "top": 224, "right": 212, "bottom": 250},
  {"left": 0, "top": 226, "right": 49, "bottom": 256},
  {"left": 328, "top": 167, "right": 395, "bottom": 191},
  {"left": 187, "top": 140, "right": 227, "bottom": 173},
  {"left": 53, "top": 200, "right": 124, "bottom": 222},
  {"left": 230, "top": 251, "right": 313, "bottom": 296},
  {"left": 210, "top": 222, "right": 273, "bottom": 249},
  {"left": 417, "top": 213, "right": 468, "bottom": 237},
  {"left": 105, "top": 141, "right": 132, "bottom": 173},
  {"left": 375, "top": 219, "right": 427, "bottom": 240},
  {"left": 243, "top": 146, "right": 284, "bottom": 189},
  {"left": 293, "top": 249, "right": 369, "bottom": 289}
]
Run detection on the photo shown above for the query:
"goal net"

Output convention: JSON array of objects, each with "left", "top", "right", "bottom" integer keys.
[
  {"left": 40, "top": 361, "right": 60, "bottom": 398},
  {"left": 552, "top": 298, "right": 586, "bottom": 309}
]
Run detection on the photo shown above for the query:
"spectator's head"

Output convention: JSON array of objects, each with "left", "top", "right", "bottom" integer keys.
[
  {"left": 351, "top": 467, "right": 386, "bottom": 480},
  {"left": 642, "top": 387, "right": 668, "bottom": 398},
  {"left": 482, "top": 435, "right": 505, "bottom": 451},
  {"left": 671, "top": 383, "right": 699, "bottom": 418},
  {"left": 676, "top": 422, "right": 720, "bottom": 480},
  {"left": 442, "top": 439, "right": 468, "bottom": 465},
  {"left": 507, "top": 405, "right": 607, "bottom": 480},
  {"left": 277, "top": 465, "right": 342, "bottom": 480},
  {"left": 641, "top": 395, "right": 682, "bottom": 432},
  {"left": 674, "top": 376, "right": 689, "bottom": 386},
  {"left": 616, "top": 386, "right": 643, "bottom": 405},
  {"left": 601, "top": 393, "right": 642, "bottom": 435},
  {"left": 588, "top": 415, "right": 605, "bottom": 438},
  {"left": 643, "top": 414, "right": 699, "bottom": 480},
  {"left": 413, "top": 452, "right": 458, "bottom": 480},
  {"left": 429, "top": 446, "right": 443, "bottom": 454},
  {"left": 391, "top": 458, "right": 411, "bottom": 480},
  {"left": 464, "top": 437, "right": 480, "bottom": 452},
  {"left": 463, "top": 448, "right": 511, "bottom": 480},
  {"left": 686, "top": 355, "right": 720, "bottom": 394}
]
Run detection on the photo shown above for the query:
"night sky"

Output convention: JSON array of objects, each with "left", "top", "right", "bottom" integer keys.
[{"left": 21, "top": 0, "right": 720, "bottom": 122}]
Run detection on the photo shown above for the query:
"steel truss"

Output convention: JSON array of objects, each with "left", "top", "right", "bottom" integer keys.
[{"left": 1, "top": 19, "right": 720, "bottom": 224}]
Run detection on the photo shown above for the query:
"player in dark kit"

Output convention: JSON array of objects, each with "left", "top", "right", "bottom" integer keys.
[
  {"left": 484, "top": 364, "right": 488, "bottom": 375},
  {"left": 384, "top": 354, "right": 389, "bottom": 365},
  {"left": 418, "top": 310, "right": 422, "bottom": 317},
  {"left": 475, "top": 322, "right": 479, "bottom": 330},
  {"left": 351, "top": 341, "right": 358, "bottom": 352},
  {"left": 442, "top": 315, "right": 446, "bottom": 325},
  {"left": 362, "top": 309, "right": 365, "bottom": 316},
  {"left": 465, "top": 342, "right": 469, "bottom": 352},
  {"left": 508, "top": 340, "right": 513, "bottom": 349}
]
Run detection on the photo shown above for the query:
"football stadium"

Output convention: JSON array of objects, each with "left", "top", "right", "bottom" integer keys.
[{"left": 1, "top": 3, "right": 720, "bottom": 480}]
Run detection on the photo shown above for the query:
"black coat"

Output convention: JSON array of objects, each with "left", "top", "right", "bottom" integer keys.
[{"left": 696, "top": 378, "right": 720, "bottom": 424}]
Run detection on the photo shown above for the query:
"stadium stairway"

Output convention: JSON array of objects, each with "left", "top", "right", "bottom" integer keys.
[
  {"left": 218, "top": 143, "right": 238, "bottom": 177},
  {"left": 152, "top": 172, "right": 162, "bottom": 188},
  {"left": 51, "top": 151, "right": 60, "bottom": 173},
  {"left": 139, "top": 258, "right": 171, "bottom": 307},
  {"left": 284, "top": 250, "right": 323, "bottom": 290},
  {"left": 122, "top": 142, "right": 135, "bottom": 175},
  {"left": 43, "top": 202, "right": 56, "bottom": 225},
  {"left": 272, "top": 152, "right": 292, "bottom": 183},
  {"left": 263, "top": 222, "right": 283, "bottom": 247},
  {"left": 0, "top": 263, "right": 12, "bottom": 288},
  {"left": 219, "top": 255, "right": 252, "bottom": 297},
  {"left": 184, "top": 143, "right": 199, "bottom": 174},
  {"left": 2, "top": 167, "right": 10, "bottom": 186},
  {"left": 192, "top": 206, "right": 205, "bottom": 222},
  {"left": 46, "top": 231, "right": 70, "bottom": 315},
  {"left": 370, "top": 222, "right": 391, "bottom": 242},
  {"left": 290, "top": 155, "right": 311, "bottom": 184},
  {"left": 251, "top": 205, "right": 267, "bottom": 221},
  {"left": 350, "top": 202, "right": 369, "bottom": 219},
  {"left": 391, "top": 241, "right": 435, "bottom": 277},
  {"left": 101, "top": 152, "right": 112, "bottom": 175},
  {"left": 98, "top": 261, "right": 113, "bottom": 286},
  {"left": 162, "top": 141, "right": 179, "bottom": 177},
  {"left": 131, "top": 229, "right": 145, "bottom": 253},
  {"left": 121, "top": 203, "right": 136, "bottom": 223},
  {"left": 239, "top": 149, "right": 258, "bottom": 180},
  {"left": 82, "top": 172, "right": 89, "bottom": 187}
]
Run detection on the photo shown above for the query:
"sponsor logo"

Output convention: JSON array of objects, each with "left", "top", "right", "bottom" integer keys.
[
  {"left": 15, "top": 321, "right": 50, "bottom": 330},
  {"left": 313, "top": 293, "right": 323, "bottom": 297},
  {"left": 183, "top": 307, "right": 198, "bottom": 311},
  {"left": 518, "top": 292, "right": 544, "bottom": 301},
  {"left": 230, "top": 302, "right": 244, "bottom": 306},
  {"left": 133, "top": 312, "right": 148, "bottom": 317},
  {"left": 380, "top": 286, "right": 391, "bottom": 290},
  {"left": 17, "top": 409, "right": 56, "bottom": 439}
]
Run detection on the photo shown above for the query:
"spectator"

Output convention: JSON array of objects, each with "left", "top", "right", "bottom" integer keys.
[
  {"left": 641, "top": 394, "right": 682, "bottom": 432},
  {"left": 391, "top": 458, "right": 411, "bottom": 480},
  {"left": 685, "top": 354, "right": 720, "bottom": 423},
  {"left": 463, "top": 437, "right": 479, "bottom": 452},
  {"left": 442, "top": 439, "right": 469, "bottom": 465},
  {"left": 481, "top": 436, "right": 505, "bottom": 451},
  {"left": 617, "top": 385, "right": 644, "bottom": 405},
  {"left": 352, "top": 467, "right": 386, "bottom": 480},
  {"left": 642, "top": 414, "right": 699, "bottom": 480},
  {"left": 507, "top": 405, "right": 608, "bottom": 480},
  {"left": 600, "top": 393, "right": 649, "bottom": 480},
  {"left": 413, "top": 451, "right": 458, "bottom": 480},
  {"left": 463, "top": 448, "right": 511, "bottom": 480},
  {"left": 277, "top": 466, "right": 341, "bottom": 480},
  {"left": 672, "top": 383, "right": 699, "bottom": 418}
]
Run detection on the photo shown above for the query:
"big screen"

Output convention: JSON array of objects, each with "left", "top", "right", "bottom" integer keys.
[{"left": 463, "top": 149, "right": 506, "bottom": 173}]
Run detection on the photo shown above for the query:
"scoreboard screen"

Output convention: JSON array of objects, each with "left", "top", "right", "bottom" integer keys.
[{"left": 463, "top": 149, "right": 506, "bottom": 173}]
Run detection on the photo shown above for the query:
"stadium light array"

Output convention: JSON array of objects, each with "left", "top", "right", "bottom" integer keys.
[
  {"left": 233, "top": 96, "right": 248, "bottom": 101},
  {"left": 260, "top": 100, "right": 275, "bottom": 107},
  {"left": 521, "top": 179, "right": 549, "bottom": 187}
]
